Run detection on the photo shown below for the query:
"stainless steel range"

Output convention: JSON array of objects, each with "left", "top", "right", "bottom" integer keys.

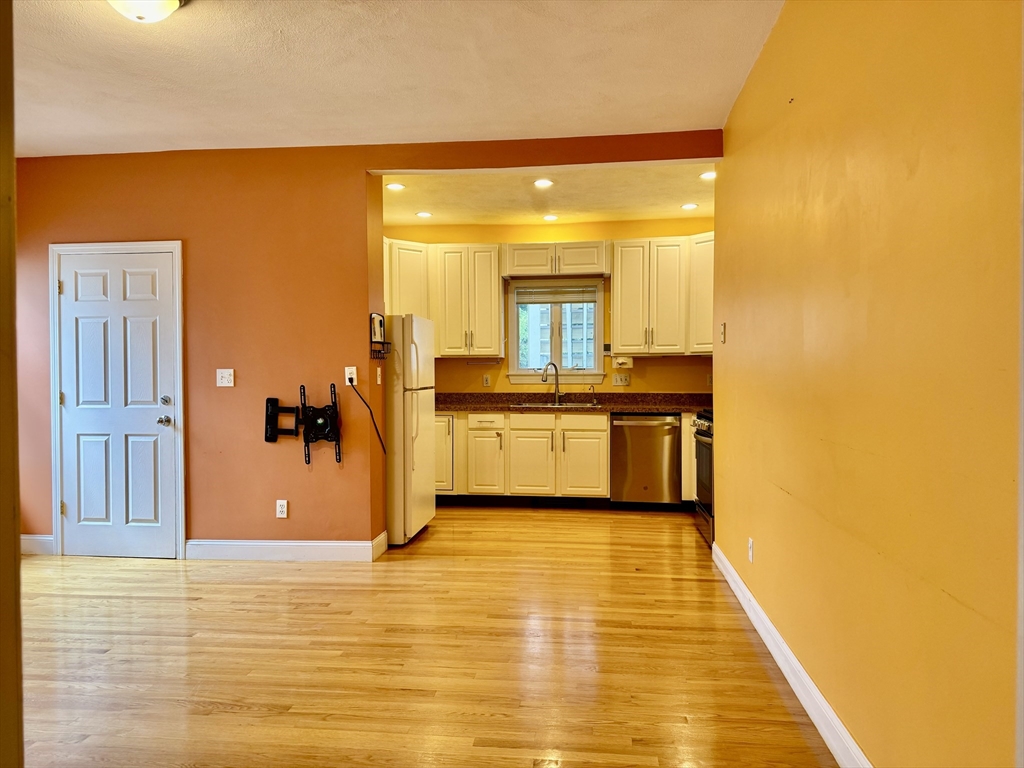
[{"left": 693, "top": 409, "right": 713, "bottom": 547}]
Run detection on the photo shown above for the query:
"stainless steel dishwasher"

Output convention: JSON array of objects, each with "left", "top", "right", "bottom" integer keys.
[{"left": 610, "top": 414, "right": 681, "bottom": 503}]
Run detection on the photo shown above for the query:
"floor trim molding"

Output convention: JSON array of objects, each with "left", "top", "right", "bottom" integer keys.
[
  {"left": 20, "top": 534, "right": 54, "bottom": 555},
  {"left": 186, "top": 538, "right": 381, "bottom": 562},
  {"left": 371, "top": 531, "right": 388, "bottom": 561},
  {"left": 712, "top": 543, "right": 872, "bottom": 768}
]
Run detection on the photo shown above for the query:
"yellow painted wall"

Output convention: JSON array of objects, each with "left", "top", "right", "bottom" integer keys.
[
  {"left": 715, "top": 2, "right": 1020, "bottom": 765},
  {"left": 385, "top": 220, "right": 714, "bottom": 394}
]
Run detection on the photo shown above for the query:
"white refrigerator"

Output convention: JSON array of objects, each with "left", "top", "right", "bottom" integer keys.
[{"left": 384, "top": 314, "right": 436, "bottom": 545}]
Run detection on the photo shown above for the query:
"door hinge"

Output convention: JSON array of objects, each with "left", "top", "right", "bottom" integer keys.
[
  {"left": 57, "top": 279, "right": 63, "bottom": 295},
  {"left": 58, "top": 391, "right": 64, "bottom": 406},
  {"left": 59, "top": 501, "right": 66, "bottom": 516}
]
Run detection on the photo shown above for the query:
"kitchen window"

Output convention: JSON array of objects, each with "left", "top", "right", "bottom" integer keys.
[{"left": 507, "top": 279, "right": 605, "bottom": 384}]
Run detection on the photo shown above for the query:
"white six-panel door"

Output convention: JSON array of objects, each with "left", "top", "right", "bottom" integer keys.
[{"left": 54, "top": 242, "right": 182, "bottom": 558}]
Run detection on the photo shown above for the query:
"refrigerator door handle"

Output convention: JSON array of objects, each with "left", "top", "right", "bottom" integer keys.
[
  {"left": 410, "top": 391, "right": 419, "bottom": 470},
  {"left": 409, "top": 336, "right": 420, "bottom": 390}
]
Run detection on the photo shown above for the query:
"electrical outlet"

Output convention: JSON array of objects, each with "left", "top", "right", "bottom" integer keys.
[
  {"left": 216, "top": 368, "right": 234, "bottom": 387},
  {"left": 613, "top": 373, "right": 630, "bottom": 386},
  {"left": 483, "top": 374, "right": 492, "bottom": 387},
  {"left": 707, "top": 374, "right": 713, "bottom": 387},
  {"left": 345, "top": 366, "right": 357, "bottom": 386},
  {"left": 276, "top": 499, "right": 288, "bottom": 519},
  {"left": 377, "top": 367, "right": 382, "bottom": 385},
  {"left": 748, "top": 538, "right": 754, "bottom": 563}
]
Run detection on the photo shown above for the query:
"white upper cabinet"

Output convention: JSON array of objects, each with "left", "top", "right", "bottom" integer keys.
[
  {"left": 611, "top": 240, "right": 650, "bottom": 355},
  {"left": 467, "top": 245, "right": 503, "bottom": 356},
  {"left": 649, "top": 240, "right": 689, "bottom": 354},
  {"left": 434, "top": 244, "right": 503, "bottom": 358},
  {"left": 687, "top": 232, "right": 715, "bottom": 355},
  {"left": 612, "top": 236, "right": 710, "bottom": 356},
  {"left": 503, "top": 243, "right": 555, "bottom": 276},
  {"left": 387, "top": 240, "right": 431, "bottom": 319},
  {"left": 503, "top": 241, "right": 608, "bottom": 276},
  {"left": 434, "top": 245, "right": 470, "bottom": 355}
]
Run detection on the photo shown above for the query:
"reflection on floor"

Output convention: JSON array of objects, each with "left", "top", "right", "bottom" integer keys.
[{"left": 21, "top": 507, "right": 835, "bottom": 767}]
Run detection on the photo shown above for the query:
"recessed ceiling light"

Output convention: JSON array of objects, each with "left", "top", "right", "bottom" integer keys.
[
  {"left": 543, "top": 215, "right": 558, "bottom": 221},
  {"left": 416, "top": 212, "right": 432, "bottom": 218},
  {"left": 681, "top": 203, "right": 699, "bottom": 211},
  {"left": 385, "top": 183, "right": 406, "bottom": 191},
  {"left": 699, "top": 171, "right": 717, "bottom": 180},
  {"left": 534, "top": 179, "right": 554, "bottom": 188},
  {"left": 107, "top": 0, "right": 185, "bottom": 23}
]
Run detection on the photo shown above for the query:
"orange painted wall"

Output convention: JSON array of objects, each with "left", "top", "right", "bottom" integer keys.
[
  {"left": 715, "top": 1, "right": 1020, "bottom": 764},
  {"left": 386, "top": 220, "right": 715, "bottom": 395},
  {"left": 15, "top": 130, "right": 722, "bottom": 539}
]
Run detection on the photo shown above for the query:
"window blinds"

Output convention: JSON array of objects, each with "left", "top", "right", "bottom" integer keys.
[{"left": 513, "top": 284, "right": 599, "bottom": 305}]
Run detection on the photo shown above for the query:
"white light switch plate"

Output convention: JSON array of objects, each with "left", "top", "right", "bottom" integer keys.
[
  {"left": 613, "top": 373, "right": 630, "bottom": 386},
  {"left": 345, "top": 366, "right": 357, "bottom": 386},
  {"left": 483, "top": 374, "right": 492, "bottom": 387},
  {"left": 216, "top": 369, "right": 234, "bottom": 387}
]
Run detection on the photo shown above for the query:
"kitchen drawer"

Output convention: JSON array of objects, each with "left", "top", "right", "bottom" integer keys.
[
  {"left": 509, "top": 413, "right": 556, "bottom": 430},
  {"left": 559, "top": 413, "right": 608, "bottom": 431},
  {"left": 468, "top": 412, "right": 506, "bottom": 429}
]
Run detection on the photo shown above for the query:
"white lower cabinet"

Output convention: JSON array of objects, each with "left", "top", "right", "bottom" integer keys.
[
  {"left": 558, "top": 429, "right": 609, "bottom": 497},
  {"left": 508, "top": 414, "right": 557, "bottom": 495},
  {"left": 435, "top": 414, "right": 454, "bottom": 493},
  {"left": 450, "top": 411, "right": 609, "bottom": 498},
  {"left": 467, "top": 425, "right": 506, "bottom": 494}
]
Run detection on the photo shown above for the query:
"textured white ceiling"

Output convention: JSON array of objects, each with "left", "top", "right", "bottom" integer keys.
[
  {"left": 13, "top": 0, "right": 782, "bottom": 157},
  {"left": 382, "top": 162, "right": 717, "bottom": 226}
]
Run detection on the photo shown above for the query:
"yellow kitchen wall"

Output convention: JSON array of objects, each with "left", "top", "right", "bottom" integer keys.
[
  {"left": 715, "top": 2, "right": 1020, "bottom": 766},
  {"left": 384, "top": 219, "right": 715, "bottom": 394}
]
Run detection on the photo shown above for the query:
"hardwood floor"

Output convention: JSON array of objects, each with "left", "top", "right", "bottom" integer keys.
[{"left": 21, "top": 507, "right": 835, "bottom": 767}]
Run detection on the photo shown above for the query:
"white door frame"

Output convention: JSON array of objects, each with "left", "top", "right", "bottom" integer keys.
[{"left": 48, "top": 241, "right": 186, "bottom": 559}]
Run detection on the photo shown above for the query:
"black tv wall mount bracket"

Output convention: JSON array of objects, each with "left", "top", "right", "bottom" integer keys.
[{"left": 265, "top": 384, "right": 341, "bottom": 465}]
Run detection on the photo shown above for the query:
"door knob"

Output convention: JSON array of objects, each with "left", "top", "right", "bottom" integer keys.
[
  {"left": 157, "top": 415, "right": 172, "bottom": 426},
  {"left": 160, "top": 395, "right": 172, "bottom": 405}
]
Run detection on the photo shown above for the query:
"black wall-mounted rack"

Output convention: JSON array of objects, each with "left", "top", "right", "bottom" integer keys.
[{"left": 265, "top": 384, "right": 341, "bottom": 465}]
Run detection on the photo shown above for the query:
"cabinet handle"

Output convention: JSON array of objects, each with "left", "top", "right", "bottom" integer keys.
[
  {"left": 644, "top": 327, "right": 648, "bottom": 347},
  {"left": 551, "top": 431, "right": 554, "bottom": 452},
  {"left": 562, "top": 432, "right": 566, "bottom": 452},
  {"left": 447, "top": 419, "right": 451, "bottom": 437},
  {"left": 470, "top": 330, "right": 474, "bottom": 350},
  {"left": 651, "top": 327, "right": 655, "bottom": 347},
  {"left": 464, "top": 330, "right": 468, "bottom": 349},
  {"left": 497, "top": 431, "right": 503, "bottom": 451}
]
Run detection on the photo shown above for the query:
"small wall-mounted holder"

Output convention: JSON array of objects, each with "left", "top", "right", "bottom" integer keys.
[
  {"left": 370, "top": 313, "right": 391, "bottom": 360},
  {"left": 265, "top": 384, "right": 342, "bottom": 465},
  {"left": 300, "top": 384, "right": 341, "bottom": 465}
]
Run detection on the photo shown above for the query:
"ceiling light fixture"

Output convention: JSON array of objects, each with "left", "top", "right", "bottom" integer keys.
[
  {"left": 107, "top": 0, "right": 187, "bottom": 23},
  {"left": 416, "top": 212, "right": 432, "bottom": 218},
  {"left": 385, "top": 183, "right": 406, "bottom": 191},
  {"left": 681, "top": 203, "right": 699, "bottom": 211},
  {"left": 534, "top": 179, "right": 554, "bottom": 188},
  {"left": 699, "top": 171, "right": 717, "bottom": 180},
  {"left": 543, "top": 215, "right": 558, "bottom": 221}
]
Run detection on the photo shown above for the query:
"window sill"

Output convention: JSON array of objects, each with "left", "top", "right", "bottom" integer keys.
[{"left": 507, "top": 371, "right": 606, "bottom": 385}]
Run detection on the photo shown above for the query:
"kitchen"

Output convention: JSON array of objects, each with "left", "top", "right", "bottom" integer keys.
[{"left": 381, "top": 163, "right": 715, "bottom": 547}]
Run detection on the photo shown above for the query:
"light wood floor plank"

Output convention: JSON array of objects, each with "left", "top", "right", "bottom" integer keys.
[{"left": 21, "top": 507, "right": 836, "bottom": 767}]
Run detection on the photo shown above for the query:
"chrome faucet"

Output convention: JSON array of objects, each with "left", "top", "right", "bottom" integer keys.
[
  {"left": 541, "top": 361, "right": 560, "bottom": 406},
  {"left": 588, "top": 384, "right": 597, "bottom": 405}
]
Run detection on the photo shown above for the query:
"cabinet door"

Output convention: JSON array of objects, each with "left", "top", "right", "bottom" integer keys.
[
  {"left": 389, "top": 240, "right": 431, "bottom": 319},
  {"left": 687, "top": 233, "right": 714, "bottom": 355},
  {"left": 503, "top": 243, "right": 555, "bottom": 276},
  {"left": 435, "top": 415, "right": 454, "bottom": 492},
  {"left": 435, "top": 246, "right": 469, "bottom": 356},
  {"left": 557, "top": 241, "right": 607, "bottom": 275},
  {"left": 467, "top": 430, "right": 506, "bottom": 494},
  {"left": 468, "top": 245, "right": 504, "bottom": 357},
  {"left": 649, "top": 239, "right": 689, "bottom": 354},
  {"left": 558, "top": 430, "right": 609, "bottom": 497},
  {"left": 611, "top": 241, "right": 649, "bottom": 354},
  {"left": 508, "top": 430, "right": 556, "bottom": 495}
]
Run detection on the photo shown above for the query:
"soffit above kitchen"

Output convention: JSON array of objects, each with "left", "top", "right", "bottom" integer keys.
[
  {"left": 382, "top": 162, "right": 716, "bottom": 226},
  {"left": 13, "top": 0, "right": 783, "bottom": 157}
]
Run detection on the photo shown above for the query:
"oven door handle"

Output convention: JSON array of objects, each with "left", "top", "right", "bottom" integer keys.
[
  {"left": 695, "top": 433, "right": 713, "bottom": 446},
  {"left": 613, "top": 420, "right": 680, "bottom": 427}
]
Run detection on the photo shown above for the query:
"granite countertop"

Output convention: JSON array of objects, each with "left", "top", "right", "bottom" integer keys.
[{"left": 435, "top": 391, "right": 711, "bottom": 414}]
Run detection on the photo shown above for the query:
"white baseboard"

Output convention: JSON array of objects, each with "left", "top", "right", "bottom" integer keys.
[
  {"left": 20, "top": 534, "right": 54, "bottom": 555},
  {"left": 371, "top": 531, "right": 388, "bottom": 561},
  {"left": 712, "top": 543, "right": 872, "bottom": 768},
  {"left": 186, "top": 537, "right": 382, "bottom": 562}
]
